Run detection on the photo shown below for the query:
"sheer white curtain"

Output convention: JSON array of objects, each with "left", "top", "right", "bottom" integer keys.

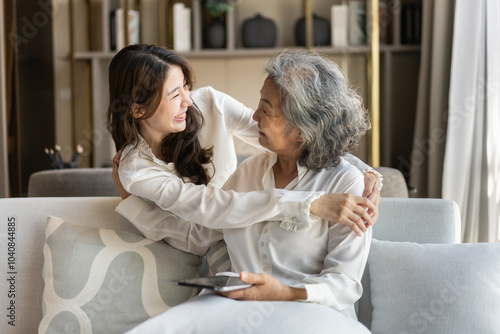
[{"left": 443, "top": 0, "right": 500, "bottom": 242}]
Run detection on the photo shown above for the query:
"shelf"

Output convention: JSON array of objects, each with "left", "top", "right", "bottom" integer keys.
[
  {"left": 66, "top": 0, "right": 423, "bottom": 168},
  {"left": 73, "top": 45, "right": 420, "bottom": 61}
]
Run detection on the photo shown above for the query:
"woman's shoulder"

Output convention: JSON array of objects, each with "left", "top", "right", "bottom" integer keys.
[
  {"left": 121, "top": 142, "right": 140, "bottom": 164},
  {"left": 334, "top": 157, "right": 364, "bottom": 175},
  {"left": 121, "top": 138, "right": 158, "bottom": 168},
  {"left": 315, "top": 158, "right": 364, "bottom": 194},
  {"left": 334, "top": 158, "right": 364, "bottom": 182},
  {"left": 191, "top": 86, "right": 220, "bottom": 105}
]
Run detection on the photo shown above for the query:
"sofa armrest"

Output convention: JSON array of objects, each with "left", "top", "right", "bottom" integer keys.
[
  {"left": 28, "top": 168, "right": 119, "bottom": 197},
  {"left": 357, "top": 198, "right": 461, "bottom": 329}
]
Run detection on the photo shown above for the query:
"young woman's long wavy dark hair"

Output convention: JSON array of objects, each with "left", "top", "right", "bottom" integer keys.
[{"left": 106, "top": 44, "right": 213, "bottom": 185}]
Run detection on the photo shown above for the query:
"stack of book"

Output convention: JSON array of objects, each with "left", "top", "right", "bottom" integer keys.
[
  {"left": 173, "top": 3, "right": 192, "bottom": 52},
  {"left": 331, "top": 0, "right": 392, "bottom": 48},
  {"left": 400, "top": 2, "right": 422, "bottom": 44},
  {"left": 331, "top": 0, "right": 367, "bottom": 47},
  {"left": 109, "top": 2, "right": 193, "bottom": 53},
  {"left": 110, "top": 8, "right": 140, "bottom": 51}
]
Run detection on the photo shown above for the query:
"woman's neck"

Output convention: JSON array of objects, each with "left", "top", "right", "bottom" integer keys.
[
  {"left": 273, "top": 155, "right": 299, "bottom": 189},
  {"left": 141, "top": 132, "right": 164, "bottom": 159}
]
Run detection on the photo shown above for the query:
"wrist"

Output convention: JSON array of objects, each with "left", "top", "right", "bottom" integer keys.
[
  {"left": 287, "top": 287, "right": 307, "bottom": 301},
  {"left": 309, "top": 198, "right": 319, "bottom": 216}
]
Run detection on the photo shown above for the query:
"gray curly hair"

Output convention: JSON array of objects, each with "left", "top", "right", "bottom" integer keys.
[{"left": 264, "top": 49, "right": 370, "bottom": 171}]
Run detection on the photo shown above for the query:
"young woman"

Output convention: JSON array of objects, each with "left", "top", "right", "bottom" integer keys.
[{"left": 107, "top": 45, "right": 380, "bottom": 256}]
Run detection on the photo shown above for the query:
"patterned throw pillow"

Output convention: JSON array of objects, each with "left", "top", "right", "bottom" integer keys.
[
  {"left": 205, "top": 239, "right": 232, "bottom": 276},
  {"left": 39, "top": 216, "right": 202, "bottom": 334}
]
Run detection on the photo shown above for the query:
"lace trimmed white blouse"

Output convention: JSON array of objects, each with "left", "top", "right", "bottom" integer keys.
[
  {"left": 221, "top": 151, "right": 372, "bottom": 316},
  {"left": 117, "top": 86, "right": 375, "bottom": 251}
]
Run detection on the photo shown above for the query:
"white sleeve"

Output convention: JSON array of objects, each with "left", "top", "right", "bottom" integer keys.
[
  {"left": 300, "top": 175, "right": 372, "bottom": 309},
  {"left": 119, "top": 157, "right": 323, "bottom": 231},
  {"left": 115, "top": 195, "right": 222, "bottom": 256},
  {"left": 206, "top": 86, "right": 262, "bottom": 151},
  {"left": 343, "top": 153, "right": 383, "bottom": 189}
]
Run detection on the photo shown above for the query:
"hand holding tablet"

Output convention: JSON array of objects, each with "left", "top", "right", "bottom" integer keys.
[{"left": 173, "top": 273, "right": 253, "bottom": 292}]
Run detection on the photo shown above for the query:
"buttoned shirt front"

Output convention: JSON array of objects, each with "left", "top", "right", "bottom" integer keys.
[{"left": 222, "top": 152, "right": 372, "bottom": 317}]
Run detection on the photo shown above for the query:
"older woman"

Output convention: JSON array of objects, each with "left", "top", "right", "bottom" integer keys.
[{"left": 125, "top": 50, "right": 372, "bottom": 333}]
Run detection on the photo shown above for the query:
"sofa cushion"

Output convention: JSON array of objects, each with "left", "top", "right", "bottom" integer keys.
[
  {"left": 368, "top": 239, "right": 500, "bottom": 334},
  {"left": 28, "top": 168, "right": 119, "bottom": 197},
  {"left": 39, "top": 216, "right": 201, "bottom": 334}
]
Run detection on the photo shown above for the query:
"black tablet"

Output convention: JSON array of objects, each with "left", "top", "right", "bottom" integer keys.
[{"left": 173, "top": 276, "right": 253, "bottom": 292}]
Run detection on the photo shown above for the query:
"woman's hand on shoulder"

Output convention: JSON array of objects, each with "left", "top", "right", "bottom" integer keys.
[
  {"left": 362, "top": 171, "right": 382, "bottom": 208},
  {"left": 310, "top": 193, "right": 376, "bottom": 237},
  {"left": 218, "top": 272, "right": 306, "bottom": 302}
]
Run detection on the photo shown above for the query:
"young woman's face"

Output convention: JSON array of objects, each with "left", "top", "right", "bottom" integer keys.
[
  {"left": 253, "top": 77, "right": 302, "bottom": 158},
  {"left": 139, "top": 65, "right": 192, "bottom": 141}
]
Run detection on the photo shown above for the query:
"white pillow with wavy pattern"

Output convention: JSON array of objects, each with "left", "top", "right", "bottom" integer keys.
[{"left": 39, "top": 216, "right": 201, "bottom": 334}]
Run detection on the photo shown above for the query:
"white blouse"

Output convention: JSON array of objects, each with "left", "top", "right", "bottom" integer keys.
[
  {"left": 118, "top": 87, "right": 325, "bottom": 234},
  {"left": 222, "top": 152, "right": 372, "bottom": 317},
  {"left": 117, "top": 86, "right": 377, "bottom": 256}
]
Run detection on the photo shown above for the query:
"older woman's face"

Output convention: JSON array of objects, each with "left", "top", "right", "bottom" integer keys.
[{"left": 253, "top": 78, "right": 302, "bottom": 159}]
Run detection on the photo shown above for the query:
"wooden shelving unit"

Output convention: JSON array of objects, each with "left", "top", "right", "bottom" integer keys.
[{"left": 66, "top": 0, "right": 421, "bottom": 168}]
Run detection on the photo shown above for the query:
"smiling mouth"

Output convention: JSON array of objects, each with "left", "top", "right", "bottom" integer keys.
[{"left": 174, "top": 112, "right": 186, "bottom": 120}]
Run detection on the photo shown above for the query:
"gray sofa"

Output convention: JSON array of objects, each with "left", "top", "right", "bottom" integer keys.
[
  {"left": 27, "top": 166, "right": 409, "bottom": 198},
  {"left": 5, "top": 168, "right": 498, "bottom": 333},
  {"left": 5, "top": 196, "right": 497, "bottom": 334}
]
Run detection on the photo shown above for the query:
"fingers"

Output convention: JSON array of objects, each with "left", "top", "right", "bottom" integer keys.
[
  {"left": 353, "top": 205, "right": 373, "bottom": 227},
  {"left": 370, "top": 208, "right": 380, "bottom": 225},
  {"left": 365, "top": 191, "right": 381, "bottom": 225},
  {"left": 219, "top": 272, "right": 259, "bottom": 300},
  {"left": 362, "top": 172, "right": 378, "bottom": 197},
  {"left": 339, "top": 195, "right": 376, "bottom": 236},
  {"left": 349, "top": 196, "right": 375, "bottom": 226},
  {"left": 240, "top": 271, "right": 264, "bottom": 285},
  {"left": 362, "top": 185, "right": 374, "bottom": 198},
  {"left": 348, "top": 213, "right": 368, "bottom": 236},
  {"left": 311, "top": 193, "right": 376, "bottom": 236},
  {"left": 356, "top": 195, "right": 376, "bottom": 213},
  {"left": 368, "top": 191, "right": 381, "bottom": 207},
  {"left": 343, "top": 218, "right": 363, "bottom": 237}
]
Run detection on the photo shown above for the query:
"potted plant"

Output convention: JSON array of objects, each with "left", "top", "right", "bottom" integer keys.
[
  {"left": 200, "top": 0, "right": 236, "bottom": 48},
  {"left": 200, "top": 0, "right": 234, "bottom": 19}
]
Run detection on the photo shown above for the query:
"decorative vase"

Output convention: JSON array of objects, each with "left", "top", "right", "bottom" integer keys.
[
  {"left": 204, "top": 18, "right": 226, "bottom": 49},
  {"left": 241, "top": 14, "right": 277, "bottom": 48},
  {"left": 295, "top": 14, "right": 331, "bottom": 47}
]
